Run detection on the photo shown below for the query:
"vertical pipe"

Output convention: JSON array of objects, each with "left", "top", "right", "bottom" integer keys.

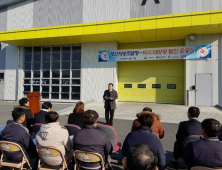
[
  {"left": 187, "top": 90, "right": 189, "bottom": 106},
  {"left": 17, "top": 46, "right": 20, "bottom": 101}
]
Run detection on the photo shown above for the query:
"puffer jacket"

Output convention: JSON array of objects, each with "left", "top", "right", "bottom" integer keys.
[
  {"left": 14, "top": 106, "right": 34, "bottom": 133},
  {"left": 36, "top": 122, "right": 72, "bottom": 166},
  {"left": 131, "top": 111, "right": 164, "bottom": 139}
]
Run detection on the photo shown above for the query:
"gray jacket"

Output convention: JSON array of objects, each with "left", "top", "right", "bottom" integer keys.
[{"left": 103, "top": 89, "right": 118, "bottom": 110}]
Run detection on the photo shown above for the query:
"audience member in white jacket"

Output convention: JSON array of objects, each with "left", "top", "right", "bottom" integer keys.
[{"left": 36, "top": 111, "right": 73, "bottom": 166}]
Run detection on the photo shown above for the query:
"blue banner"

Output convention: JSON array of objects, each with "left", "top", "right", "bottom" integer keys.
[{"left": 99, "top": 45, "right": 211, "bottom": 62}]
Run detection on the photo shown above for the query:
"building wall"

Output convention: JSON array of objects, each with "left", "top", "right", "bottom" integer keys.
[
  {"left": 81, "top": 41, "right": 118, "bottom": 102},
  {"left": 0, "top": 83, "right": 5, "bottom": 100},
  {"left": 7, "top": 0, "right": 33, "bottom": 30},
  {"left": 0, "top": 43, "right": 6, "bottom": 70},
  {"left": 1, "top": 0, "right": 222, "bottom": 31},
  {"left": 33, "top": 0, "right": 82, "bottom": 28},
  {"left": 4, "top": 45, "right": 18, "bottom": 100},
  {"left": 131, "top": 0, "right": 222, "bottom": 18},
  {"left": 185, "top": 34, "right": 222, "bottom": 106},
  {"left": 0, "top": 43, "right": 7, "bottom": 100},
  {"left": 82, "top": 0, "right": 130, "bottom": 23},
  {"left": 17, "top": 46, "right": 24, "bottom": 100},
  {"left": 0, "top": 8, "right": 7, "bottom": 31}
]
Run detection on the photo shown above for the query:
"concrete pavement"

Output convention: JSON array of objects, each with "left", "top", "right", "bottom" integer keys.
[{"left": 61, "top": 101, "right": 222, "bottom": 124}]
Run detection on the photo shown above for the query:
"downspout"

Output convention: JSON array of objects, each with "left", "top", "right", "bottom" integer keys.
[{"left": 16, "top": 46, "right": 20, "bottom": 101}]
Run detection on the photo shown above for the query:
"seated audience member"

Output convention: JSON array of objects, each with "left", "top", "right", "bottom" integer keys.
[
  {"left": 34, "top": 102, "right": 52, "bottom": 124},
  {"left": 1, "top": 108, "right": 38, "bottom": 168},
  {"left": 73, "top": 110, "right": 113, "bottom": 168},
  {"left": 131, "top": 107, "right": 152, "bottom": 132},
  {"left": 172, "top": 106, "right": 201, "bottom": 164},
  {"left": 123, "top": 143, "right": 158, "bottom": 170},
  {"left": 122, "top": 114, "right": 166, "bottom": 168},
  {"left": 131, "top": 107, "right": 164, "bottom": 139},
  {"left": 183, "top": 119, "right": 222, "bottom": 169},
  {"left": 14, "top": 98, "right": 34, "bottom": 132},
  {"left": 68, "top": 101, "right": 85, "bottom": 128},
  {"left": 36, "top": 111, "right": 73, "bottom": 166}
]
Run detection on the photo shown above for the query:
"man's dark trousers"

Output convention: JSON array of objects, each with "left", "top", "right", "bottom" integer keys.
[
  {"left": 105, "top": 103, "right": 115, "bottom": 125},
  {"left": 103, "top": 89, "right": 118, "bottom": 126}
]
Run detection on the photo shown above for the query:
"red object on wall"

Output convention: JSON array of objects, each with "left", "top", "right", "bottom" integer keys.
[{"left": 27, "top": 92, "right": 40, "bottom": 115}]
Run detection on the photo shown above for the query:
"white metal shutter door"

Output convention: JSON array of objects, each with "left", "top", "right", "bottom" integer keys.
[{"left": 195, "top": 74, "right": 212, "bottom": 106}]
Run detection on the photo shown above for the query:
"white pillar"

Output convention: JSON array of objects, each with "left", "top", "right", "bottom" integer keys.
[{"left": 81, "top": 41, "right": 118, "bottom": 102}]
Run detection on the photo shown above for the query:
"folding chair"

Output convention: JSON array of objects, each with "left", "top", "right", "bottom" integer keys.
[
  {"left": 74, "top": 150, "right": 105, "bottom": 170},
  {"left": 0, "top": 141, "right": 32, "bottom": 170},
  {"left": 96, "top": 125, "right": 122, "bottom": 170},
  {"left": 191, "top": 167, "right": 222, "bottom": 170},
  {"left": 96, "top": 125, "right": 122, "bottom": 153},
  {"left": 64, "top": 124, "right": 81, "bottom": 136},
  {"left": 37, "top": 146, "right": 70, "bottom": 170},
  {"left": 182, "top": 135, "right": 203, "bottom": 147}
]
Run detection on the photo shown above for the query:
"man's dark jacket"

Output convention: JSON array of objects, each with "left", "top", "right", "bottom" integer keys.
[
  {"left": 103, "top": 89, "right": 118, "bottom": 110},
  {"left": 73, "top": 125, "right": 113, "bottom": 162},
  {"left": 122, "top": 126, "right": 166, "bottom": 168},
  {"left": 34, "top": 110, "right": 47, "bottom": 124},
  {"left": 14, "top": 106, "right": 34, "bottom": 133},
  {"left": 176, "top": 119, "right": 202, "bottom": 143},
  {"left": 1, "top": 122, "right": 38, "bottom": 161},
  {"left": 183, "top": 138, "right": 222, "bottom": 169}
]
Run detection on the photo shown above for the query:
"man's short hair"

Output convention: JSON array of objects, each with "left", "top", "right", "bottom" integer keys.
[
  {"left": 108, "top": 83, "right": 113, "bottom": 87},
  {"left": 126, "top": 143, "right": 158, "bottom": 170},
  {"left": 138, "top": 114, "right": 154, "bottom": 127},
  {"left": 45, "top": 111, "right": 59, "bottom": 123},
  {"left": 201, "top": 119, "right": 221, "bottom": 137},
  {"left": 84, "top": 110, "right": 99, "bottom": 125},
  {"left": 19, "top": 98, "right": 29, "bottom": 106},
  {"left": 143, "top": 107, "right": 152, "bottom": 112},
  {"left": 12, "top": 108, "right": 26, "bottom": 122},
  {"left": 42, "top": 102, "right": 52, "bottom": 109},
  {"left": 188, "top": 106, "right": 200, "bottom": 118}
]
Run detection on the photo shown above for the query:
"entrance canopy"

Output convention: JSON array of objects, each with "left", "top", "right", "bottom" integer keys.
[{"left": 0, "top": 10, "right": 222, "bottom": 46}]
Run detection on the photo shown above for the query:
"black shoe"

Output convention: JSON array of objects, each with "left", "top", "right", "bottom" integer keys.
[
  {"left": 171, "top": 158, "right": 179, "bottom": 166},
  {"left": 106, "top": 121, "right": 110, "bottom": 125},
  {"left": 109, "top": 122, "right": 113, "bottom": 126}
]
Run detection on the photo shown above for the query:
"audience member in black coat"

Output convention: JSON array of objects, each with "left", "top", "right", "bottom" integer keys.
[
  {"left": 2, "top": 108, "right": 38, "bottom": 169},
  {"left": 68, "top": 101, "right": 85, "bottom": 128},
  {"left": 122, "top": 113, "right": 166, "bottom": 169},
  {"left": 172, "top": 106, "right": 202, "bottom": 164},
  {"left": 14, "top": 98, "right": 34, "bottom": 133},
  {"left": 73, "top": 110, "right": 113, "bottom": 169},
  {"left": 183, "top": 119, "right": 222, "bottom": 169},
  {"left": 34, "top": 102, "right": 52, "bottom": 124}
]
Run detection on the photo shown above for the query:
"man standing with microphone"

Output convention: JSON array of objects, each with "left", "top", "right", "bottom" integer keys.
[{"left": 103, "top": 83, "right": 118, "bottom": 126}]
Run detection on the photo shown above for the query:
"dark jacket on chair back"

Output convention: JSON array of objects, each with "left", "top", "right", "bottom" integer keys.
[
  {"left": 122, "top": 126, "right": 166, "bottom": 168},
  {"left": 1, "top": 122, "right": 37, "bottom": 162},
  {"left": 176, "top": 119, "right": 202, "bottom": 143},
  {"left": 73, "top": 125, "right": 113, "bottom": 164},
  {"left": 183, "top": 138, "right": 222, "bottom": 169},
  {"left": 34, "top": 110, "right": 47, "bottom": 124},
  {"left": 68, "top": 113, "right": 84, "bottom": 128}
]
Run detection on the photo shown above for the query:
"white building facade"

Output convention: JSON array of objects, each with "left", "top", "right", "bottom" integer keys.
[{"left": 0, "top": 0, "right": 221, "bottom": 106}]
